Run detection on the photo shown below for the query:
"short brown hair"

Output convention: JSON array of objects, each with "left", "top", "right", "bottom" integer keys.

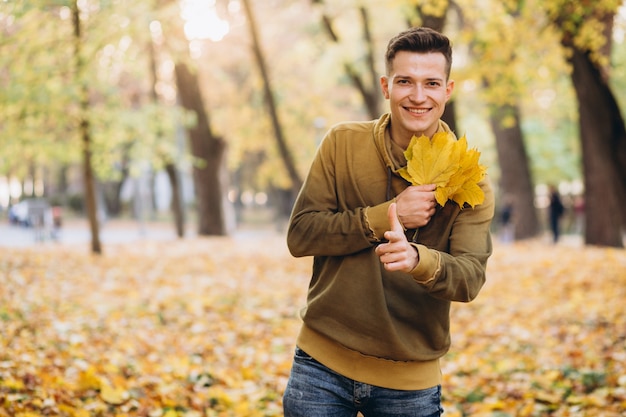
[{"left": 385, "top": 27, "right": 453, "bottom": 79}]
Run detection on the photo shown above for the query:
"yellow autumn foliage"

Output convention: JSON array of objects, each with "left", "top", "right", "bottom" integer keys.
[
  {"left": 100, "top": 381, "right": 129, "bottom": 405},
  {"left": 399, "top": 131, "right": 486, "bottom": 208},
  {"left": 0, "top": 232, "right": 625, "bottom": 416}
]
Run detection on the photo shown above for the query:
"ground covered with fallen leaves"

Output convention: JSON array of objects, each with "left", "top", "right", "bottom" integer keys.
[{"left": 1, "top": 232, "right": 625, "bottom": 416}]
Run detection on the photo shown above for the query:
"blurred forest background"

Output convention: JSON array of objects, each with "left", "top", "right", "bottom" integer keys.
[{"left": 1, "top": 0, "right": 626, "bottom": 253}]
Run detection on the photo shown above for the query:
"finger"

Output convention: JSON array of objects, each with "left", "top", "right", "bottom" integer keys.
[
  {"left": 387, "top": 203, "right": 404, "bottom": 234},
  {"left": 415, "top": 184, "right": 437, "bottom": 192},
  {"left": 380, "top": 250, "right": 403, "bottom": 265}
]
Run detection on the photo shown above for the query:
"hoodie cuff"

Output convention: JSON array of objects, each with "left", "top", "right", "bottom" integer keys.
[
  {"left": 364, "top": 200, "right": 394, "bottom": 241},
  {"left": 409, "top": 244, "right": 440, "bottom": 285}
]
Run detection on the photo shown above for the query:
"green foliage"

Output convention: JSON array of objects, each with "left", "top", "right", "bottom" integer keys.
[
  {"left": 543, "top": 0, "right": 622, "bottom": 66},
  {"left": 523, "top": 118, "right": 580, "bottom": 183},
  {"left": 610, "top": 15, "right": 626, "bottom": 111},
  {"left": 407, "top": 0, "right": 449, "bottom": 18},
  {"left": 450, "top": 0, "right": 586, "bottom": 188},
  {"left": 2, "top": 0, "right": 625, "bottom": 203},
  {"left": 0, "top": 0, "right": 184, "bottom": 184}
]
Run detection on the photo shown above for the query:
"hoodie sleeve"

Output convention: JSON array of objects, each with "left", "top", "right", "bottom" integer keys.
[
  {"left": 287, "top": 128, "right": 379, "bottom": 258},
  {"left": 409, "top": 177, "right": 495, "bottom": 302}
]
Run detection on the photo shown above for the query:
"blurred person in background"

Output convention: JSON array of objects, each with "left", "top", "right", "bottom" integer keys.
[
  {"left": 499, "top": 195, "right": 515, "bottom": 243},
  {"left": 548, "top": 184, "right": 564, "bottom": 243}
]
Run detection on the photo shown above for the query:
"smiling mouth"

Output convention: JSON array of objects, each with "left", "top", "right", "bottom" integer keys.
[{"left": 406, "top": 108, "right": 429, "bottom": 114}]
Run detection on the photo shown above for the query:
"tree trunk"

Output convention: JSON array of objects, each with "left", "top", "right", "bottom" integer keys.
[
  {"left": 314, "top": 2, "right": 381, "bottom": 119},
  {"left": 242, "top": 0, "right": 303, "bottom": 194},
  {"left": 164, "top": 163, "right": 185, "bottom": 237},
  {"left": 101, "top": 154, "right": 129, "bottom": 217},
  {"left": 359, "top": 6, "right": 382, "bottom": 118},
  {"left": 569, "top": 47, "right": 624, "bottom": 247},
  {"left": 72, "top": 0, "right": 101, "bottom": 254},
  {"left": 488, "top": 103, "right": 540, "bottom": 240},
  {"left": 174, "top": 62, "right": 226, "bottom": 236},
  {"left": 458, "top": 0, "right": 539, "bottom": 241},
  {"left": 56, "top": 164, "right": 69, "bottom": 202},
  {"left": 148, "top": 30, "right": 185, "bottom": 238}
]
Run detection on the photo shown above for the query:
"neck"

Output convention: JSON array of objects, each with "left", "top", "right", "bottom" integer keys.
[{"left": 388, "top": 127, "right": 413, "bottom": 150}]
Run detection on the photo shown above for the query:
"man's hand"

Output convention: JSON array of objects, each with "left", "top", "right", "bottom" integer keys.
[
  {"left": 395, "top": 184, "right": 437, "bottom": 229},
  {"left": 375, "top": 203, "right": 419, "bottom": 273}
]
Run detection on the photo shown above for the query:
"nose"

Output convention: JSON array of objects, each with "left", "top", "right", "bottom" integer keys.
[{"left": 409, "top": 84, "right": 426, "bottom": 102}]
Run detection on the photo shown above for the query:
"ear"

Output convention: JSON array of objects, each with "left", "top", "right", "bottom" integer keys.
[
  {"left": 445, "top": 79, "right": 455, "bottom": 102},
  {"left": 380, "top": 75, "right": 390, "bottom": 99}
]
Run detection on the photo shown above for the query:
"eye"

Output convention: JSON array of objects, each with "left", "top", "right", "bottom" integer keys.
[{"left": 427, "top": 81, "right": 442, "bottom": 87}]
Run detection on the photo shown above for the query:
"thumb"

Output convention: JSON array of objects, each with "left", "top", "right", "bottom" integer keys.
[{"left": 387, "top": 202, "right": 404, "bottom": 234}]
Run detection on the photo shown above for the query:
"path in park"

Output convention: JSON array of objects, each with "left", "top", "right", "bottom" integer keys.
[
  {"left": 0, "top": 218, "right": 282, "bottom": 248},
  {"left": 1, "top": 214, "right": 589, "bottom": 249}
]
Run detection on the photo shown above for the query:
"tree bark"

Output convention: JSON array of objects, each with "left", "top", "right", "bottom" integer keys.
[
  {"left": 488, "top": 103, "right": 540, "bottom": 239},
  {"left": 72, "top": 0, "right": 101, "bottom": 254},
  {"left": 359, "top": 6, "right": 382, "bottom": 118},
  {"left": 314, "top": 2, "right": 382, "bottom": 119},
  {"left": 174, "top": 62, "right": 226, "bottom": 236},
  {"left": 148, "top": 32, "right": 185, "bottom": 238},
  {"left": 547, "top": 4, "right": 624, "bottom": 246},
  {"left": 459, "top": 0, "right": 540, "bottom": 241},
  {"left": 242, "top": 0, "right": 303, "bottom": 194},
  {"left": 568, "top": 47, "right": 625, "bottom": 247},
  {"left": 101, "top": 150, "right": 129, "bottom": 217},
  {"left": 164, "top": 163, "right": 185, "bottom": 237}
]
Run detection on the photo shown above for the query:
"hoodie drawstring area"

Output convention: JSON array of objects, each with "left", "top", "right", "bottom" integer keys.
[{"left": 386, "top": 167, "right": 392, "bottom": 201}]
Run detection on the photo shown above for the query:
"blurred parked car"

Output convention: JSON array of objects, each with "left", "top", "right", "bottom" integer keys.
[{"left": 8, "top": 198, "right": 51, "bottom": 227}]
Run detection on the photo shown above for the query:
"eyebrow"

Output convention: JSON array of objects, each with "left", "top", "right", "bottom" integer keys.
[{"left": 392, "top": 74, "right": 445, "bottom": 83}]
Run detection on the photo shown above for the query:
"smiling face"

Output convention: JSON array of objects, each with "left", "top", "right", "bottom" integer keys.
[{"left": 381, "top": 51, "right": 454, "bottom": 148}]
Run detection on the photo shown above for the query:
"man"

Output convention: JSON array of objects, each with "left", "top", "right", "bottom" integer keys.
[
  {"left": 283, "top": 27, "right": 494, "bottom": 416},
  {"left": 548, "top": 184, "right": 564, "bottom": 243}
]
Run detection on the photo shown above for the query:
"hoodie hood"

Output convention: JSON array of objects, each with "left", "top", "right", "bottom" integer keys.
[{"left": 373, "top": 113, "right": 456, "bottom": 174}]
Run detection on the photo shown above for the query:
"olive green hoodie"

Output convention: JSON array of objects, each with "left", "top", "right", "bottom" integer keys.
[{"left": 287, "top": 113, "right": 494, "bottom": 390}]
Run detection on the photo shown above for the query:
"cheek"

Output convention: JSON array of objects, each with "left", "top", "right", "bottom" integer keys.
[
  {"left": 434, "top": 91, "right": 449, "bottom": 104},
  {"left": 387, "top": 88, "right": 403, "bottom": 102}
]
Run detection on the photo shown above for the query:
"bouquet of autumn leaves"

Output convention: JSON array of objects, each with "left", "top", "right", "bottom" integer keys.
[{"left": 398, "top": 132, "right": 486, "bottom": 209}]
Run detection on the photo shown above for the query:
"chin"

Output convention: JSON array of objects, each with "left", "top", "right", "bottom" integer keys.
[{"left": 408, "top": 126, "right": 432, "bottom": 137}]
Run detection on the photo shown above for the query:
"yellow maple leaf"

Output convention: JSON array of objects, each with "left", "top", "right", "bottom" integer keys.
[
  {"left": 100, "top": 381, "right": 128, "bottom": 405},
  {"left": 450, "top": 181, "right": 485, "bottom": 208},
  {"left": 76, "top": 367, "right": 102, "bottom": 391},
  {"left": 399, "top": 132, "right": 486, "bottom": 208},
  {"left": 400, "top": 131, "right": 461, "bottom": 188}
]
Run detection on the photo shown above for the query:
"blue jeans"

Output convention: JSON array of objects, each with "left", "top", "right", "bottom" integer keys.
[{"left": 283, "top": 348, "right": 443, "bottom": 417}]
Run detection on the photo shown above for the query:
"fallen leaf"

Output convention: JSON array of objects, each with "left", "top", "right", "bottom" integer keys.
[{"left": 0, "top": 235, "right": 624, "bottom": 416}]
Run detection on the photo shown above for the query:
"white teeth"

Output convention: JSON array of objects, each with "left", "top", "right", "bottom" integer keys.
[{"left": 408, "top": 108, "right": 428, "bottom": 114}]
